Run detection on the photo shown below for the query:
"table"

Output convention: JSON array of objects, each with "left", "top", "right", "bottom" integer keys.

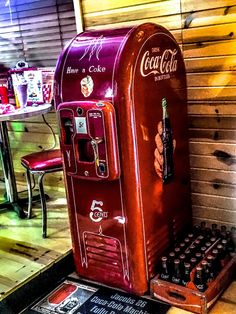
[{"left": 0, "top": 103, "right": 52, "bottom": 218}]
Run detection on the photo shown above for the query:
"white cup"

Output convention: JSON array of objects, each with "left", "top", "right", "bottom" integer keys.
[{"left": 15, "top": 83, "right": 28, "bottom": 109}]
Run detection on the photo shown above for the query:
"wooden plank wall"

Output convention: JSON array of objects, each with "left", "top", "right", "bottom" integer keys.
[
  {"left": 8, "top": 111, "right": 65, "bottom": 192},
  {"left": 79, "top": 0, "right": 236, "bottom": 228}
]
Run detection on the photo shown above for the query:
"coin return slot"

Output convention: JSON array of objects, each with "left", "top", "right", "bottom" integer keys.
[
  {"left": 99, "top": 162, "right": 106, "bottom": 173},
  {"left": 63, "top": 118, "right": 73, "bottom": 145},
  {"left": 78, "top": 139, "right": 94, "bottom": 162}
]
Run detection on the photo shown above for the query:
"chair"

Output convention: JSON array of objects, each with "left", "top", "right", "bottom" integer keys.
[{"left": 21, "top": 114, "right": 63, "bottom": 238}]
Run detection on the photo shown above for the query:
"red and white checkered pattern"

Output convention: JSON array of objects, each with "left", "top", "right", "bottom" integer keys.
[{"left": 42, "top": 84, "right": 52, "bottom": 103}]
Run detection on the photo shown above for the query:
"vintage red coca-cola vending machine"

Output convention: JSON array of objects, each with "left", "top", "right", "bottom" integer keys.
[{"left": 54, "top": 23, "right": 191, "bottom": 295}]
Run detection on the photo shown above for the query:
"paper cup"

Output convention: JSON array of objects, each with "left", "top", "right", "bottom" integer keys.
[{"left": 15, "top": 83, "right": 28, "bottom": 109}]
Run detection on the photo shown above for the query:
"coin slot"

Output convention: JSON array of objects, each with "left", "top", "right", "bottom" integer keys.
[{"left": 77, "top": 107, "right": 84, "bottom": 116}]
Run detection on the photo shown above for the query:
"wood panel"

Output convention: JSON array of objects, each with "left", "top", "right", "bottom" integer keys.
[
  {"left": 185, "top": 55, "right": 236, "bottom": 72},
  {"left": 0, "top": 189, "right": 71, "bottom": 300},
  {"left": 190, "top": 155, "right": 236, "bottom": 171},
  {"left": 181, "top": 0, "right": 236, "bottom": 12},
  {"left": 187, "top": 72, "right": 236, "bottom": 87},
  {"left": 85, "top": 15, "right": 181, "bottom": 32},
  {"left": 189, "top": 128, "right": 236, "bottom": 142},
  {"left": 189, "top": 141, "right": 236, "bottom": 156},
  {"left": 188, "top": 86, "right": 236, "bottom": 101},
  {"left": 189, "top": 116, "right": 236, "bottom": 129},
  {"left": 191, "top": 193, "right": 235, "bottom": 211},
  {"left": 190, "top": 168, "right": 236, "bottom": 185},
  {"left": 183, "top": 4, "right": 235, "bottom": 228},
  {"left": 183, "top": 23, "right": 236, "bottom": 43},
  {"left": 192, "top": 205, "right": 236, "bottom": 225},
  {"left": 184, "top": 40, "right": 236, "bottom": 59},
  {"left": 191, "top": 180, "right": 236, "bottom": 198},
  {"left": 81, "top": 0, "right": 163, "bottom": 14},
  {"left": 18, "top": 111, "right": 58, "bottom": 124},
  {"left": 182, "top": 0, "right": 236, "bottom": 225},
  {"left": 182, "top": 5, "right": 236, "bottom": 28},
  {"left": 187, "top": 102, "right": 236, "bottom": 115},
  {"left": 83, "top": 1, "right": 181, "bottom": 28},
  {"left": 9, "top": 122, "right": 59, "bottom": 135}
]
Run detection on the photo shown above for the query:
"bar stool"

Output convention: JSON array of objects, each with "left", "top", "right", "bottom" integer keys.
[{"left": 21, "top": 149, "right": 63, "bottom": 238}]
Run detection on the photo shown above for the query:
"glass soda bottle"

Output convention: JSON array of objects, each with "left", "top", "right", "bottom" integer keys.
[
  {"left": 161, "top": 97, "right": 174, "bottom": 183},
  {"left": 194, "top": 266, "right": 207, "bottom": 292},
  {"left": 182, "top": 262, "right": 191, "bottom": 286},
  {"left": 160, "top": 256, "right": 170, "bottom": 281},
  {"left": 171, "top": 259, "right": 182, "bottom": 285}
]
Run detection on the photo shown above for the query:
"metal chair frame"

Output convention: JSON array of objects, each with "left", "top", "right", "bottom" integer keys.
[
  {"left": 21, "top": 114, "right": 63, "bottom": 238},
  {"left": 21, "top": 163, "right": 63, "bottom": 238}
]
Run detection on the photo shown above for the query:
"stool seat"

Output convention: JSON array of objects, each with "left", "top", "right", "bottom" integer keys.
[{"left": 21, "top": 149, "right": 62, "bottom": 172}]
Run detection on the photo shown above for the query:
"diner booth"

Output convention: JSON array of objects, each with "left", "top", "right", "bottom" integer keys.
[{"left": 0, "top": 1, "right": 235, "bottom": 314}]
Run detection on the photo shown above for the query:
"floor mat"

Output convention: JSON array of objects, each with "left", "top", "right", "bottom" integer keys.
[{"left": 22, "top": 276, "right": 170, "bottom": 314}]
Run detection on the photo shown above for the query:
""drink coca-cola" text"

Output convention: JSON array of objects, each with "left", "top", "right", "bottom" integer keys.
[{"left": 140, "top": 49, "right": 178, "bottom": 77}]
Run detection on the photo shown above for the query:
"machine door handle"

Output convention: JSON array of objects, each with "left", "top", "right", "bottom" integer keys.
[{"left": 91, "top": 137, "right": 103, "bottom": 167}]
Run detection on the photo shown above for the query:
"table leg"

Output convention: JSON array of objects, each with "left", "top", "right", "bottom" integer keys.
[{"left": 0, "top": 121, "right": 26, "bottom": 218}]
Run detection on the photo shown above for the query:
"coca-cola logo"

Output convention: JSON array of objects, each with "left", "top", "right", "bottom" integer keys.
[{"left": 140, "top": 48, "right": 178, "bottom": 77}]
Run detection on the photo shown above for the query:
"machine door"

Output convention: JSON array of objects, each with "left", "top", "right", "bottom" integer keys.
[{"left": 58, "top": 101, "right": 120, "bottom": 181}]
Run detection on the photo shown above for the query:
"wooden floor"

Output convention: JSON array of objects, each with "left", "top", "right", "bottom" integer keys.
[
  {"left": 0, "top": 185, "right": 235, "bottom": 313},
  {"left": 0, "top": 187, "right": 72, "bottom": 302}
]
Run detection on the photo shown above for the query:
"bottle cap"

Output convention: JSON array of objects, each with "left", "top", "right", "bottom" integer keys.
[
  {"left": 174, "top": 247, "right": 181, "bottom": 253},
  {"left": 162, "top": 98, "right": 167, "bottom": 108},
  {"left": 201, "top": 260, "right": 207, "bottom": 266},
  {"left": 169, "top": 252, "right": 175, "bottom": 258},
  {"left": 161, "top": 256, "right": 167, "bottom": 262},
  {"left": 190, "top": 257, "right": 197, "bottom": 264},
  {"left": 174, "top": 259, "right": 180, "bottom": 265},
  {"left": 207, "top": 255, "right": 215, "bottom": 261},
  {"left": 184, "top": 262, "right": 191, "bottom": 268},
  {"left": 212, "top": 249, "right": 219, "bottom": 256},
  {"left": 185, "top": 249, "right": 191, "bottom": 255},
  {"left": 196, "top": 266, "right": 202, "bottom": 271}
]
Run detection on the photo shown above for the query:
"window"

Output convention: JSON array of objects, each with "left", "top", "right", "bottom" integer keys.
[{"left": 0, "top": 0, "right": 77, "bottom": 71}]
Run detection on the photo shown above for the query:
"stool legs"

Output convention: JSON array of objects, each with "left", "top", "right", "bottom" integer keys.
[
  {"left": 38, "top": 172, "right": 47, "bottom": 238},
  {"left": 25, "top": 169, "right": 33, "bottom": 219}
]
